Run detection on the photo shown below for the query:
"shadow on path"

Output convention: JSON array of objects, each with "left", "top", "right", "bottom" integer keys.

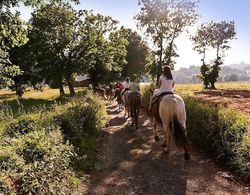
[{"left": 88, "top": 103, "right": 249, "bottom": 195}]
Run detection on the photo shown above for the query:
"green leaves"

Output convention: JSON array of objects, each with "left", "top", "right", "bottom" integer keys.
[
  {"left": 191, "top": 21, "right": 236, "bottom": 89},
  {"left": 136, "top": 0, "right": 198, "bottom": 78},
  {"left": 122, "top": 29, "right": 153, "bottom": 80},
  {"left": 0, "top": 10, "right": 27, "bottom": 88}
]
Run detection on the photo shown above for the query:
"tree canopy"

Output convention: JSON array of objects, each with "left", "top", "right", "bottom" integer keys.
[
  {"left": 135, "top": 0, "right": 198, "bottom": 81},
  {"left": 121, "top": 30, "right": 153, "bottom": 80},
  {"left": 192, "top": 21, "right": 236, "bottom": 88}
]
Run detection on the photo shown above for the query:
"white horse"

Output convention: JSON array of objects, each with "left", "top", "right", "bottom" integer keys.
[{"left": 152, "top": 94, "right": 190, "bottom": 160}]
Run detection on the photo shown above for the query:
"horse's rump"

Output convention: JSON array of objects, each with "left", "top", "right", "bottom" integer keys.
[
  {"left": 115, "top": 89, "right": 122, "bottom": 103},
  {"left": 159, "top": 95, "right": 189, "bottom": 151},
  {"left": 152, "top": 92, "right": 174, "bottom": 124},
  {"left": 106, "top": 87, "right": 114, "bottom": 96},
  {"left": 129, "top": 93, "right": 141, "bottom": 117}
]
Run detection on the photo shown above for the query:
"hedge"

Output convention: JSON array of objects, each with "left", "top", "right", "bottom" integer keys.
[{"left": 0, "top": 90, "right": 108, "bottom": 193}]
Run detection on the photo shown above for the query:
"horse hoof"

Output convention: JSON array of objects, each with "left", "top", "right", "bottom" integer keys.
[
  {"left": 155, "top": 136, "right": 160, "bottom": 142},
  {"left": 184, "top": 152, "right": 190, "bottom": 160}
]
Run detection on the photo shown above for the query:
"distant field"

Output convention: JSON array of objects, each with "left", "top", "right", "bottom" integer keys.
[
  {"left": 140, "top": 82, "right": 250, "bottom": 114},
  {"left": 0, "top": 87, "right": 85, "bottom": 116}
]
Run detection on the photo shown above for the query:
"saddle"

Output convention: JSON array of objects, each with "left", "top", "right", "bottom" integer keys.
[{"left": 152, "top": 92, "right": 174, "bottom": 124}]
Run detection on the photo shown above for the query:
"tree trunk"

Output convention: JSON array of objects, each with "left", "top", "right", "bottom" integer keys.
[
  {"left": 68, "top": 78, "right": 75, "bottom": 97},
  {"left": 166, "top": 38, "right": 174, "bottom": 65},
  {"left": 16, "top": 84, "right": 24, "bottom": 98},
  {"left": 59, "top": 83, "right": 65, "bottom": 96},
  {"left": 156, "top": 35, "right": 163, "bottom": 85},
  {"left": 14, "top": 79, "right": 24, "bottom": 98}
]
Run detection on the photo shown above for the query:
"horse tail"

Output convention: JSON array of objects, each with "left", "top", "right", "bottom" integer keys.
[
  {"left": 172, "top": 112, "right": 190, "bottom": 152},
  {"left": 129, "top": 94, "right": 140, "bottom": 118}
]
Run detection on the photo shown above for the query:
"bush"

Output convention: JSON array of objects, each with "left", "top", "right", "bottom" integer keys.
[
  {"left": 4, "top": 118, "right": 36, "bottom": 138},
  {"left": 0, "top": 90, "right": 108, "bottom": 193},
  {"left": 140, "top": 83, "right": 155, "bottom": 111},
  {"left": 185, "top": 98, "right": 250, "bottom": 181},
  {"left": 54, "top": 92, "right": 108, "bottom": 173}
]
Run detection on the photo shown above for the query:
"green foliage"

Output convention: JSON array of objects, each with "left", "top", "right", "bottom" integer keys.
[
  {"left": 86, "top": 14, "right": 128, "bottom": 85},
  {"left": 185, "top": 98, "right": 250, "bottom": 181},
  {"left": 140, "top": 83, "right": 154, "bottom": 111},
  {"left": 0, "top": 10, "right": 27, "bottom": 88},
  {"left": 4, "top": 118, "right": 36, "bottom": 138},
  {"left": 54, "top": 92, "right": 108, "bottom": 173},
  {"left": 122, "top": 29, "right": 153, "bottom": 80},
  {"left": 0, "top": 91, "right": 108, "bottom": 192},
  {"left": 136, "top": 0, "right": 198, "bottom": 79},
  {"left": 192, "top": 21, "right": 236, "bottom": 89}
]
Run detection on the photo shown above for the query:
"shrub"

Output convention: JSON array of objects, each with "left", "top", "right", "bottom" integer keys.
[
  {"left": 0, "top": 91, "right": 107, "bottom": 193},
  {"left": 185, "top": 98, "right": 250, "bottom": 181},
  {"left": 4, "top": 118, "right": 36, "bottom": 138},
  {"left": 140, "top": 83, "right": 155, "bottom": 111},
  {"left": 54, "top": 92, "right": 108, "bottom": 173}
]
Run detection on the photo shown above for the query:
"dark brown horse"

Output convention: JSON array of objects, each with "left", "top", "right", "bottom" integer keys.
[
  {"left": 129, "top": 93, "right": 141, "bottom": 129},
  {"left": 114, "top": 88, "right": 123, "bottom": 110}
]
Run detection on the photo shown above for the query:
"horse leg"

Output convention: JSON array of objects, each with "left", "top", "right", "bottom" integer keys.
[
  {"left": 135, "top": 107, "right": 139, "bottom": 129},
  {"left": 154, "top": 120, "right": 160, "bottom": 142},
  {"left": 163, "top": 123, "right": 172, "bottom": 155}
]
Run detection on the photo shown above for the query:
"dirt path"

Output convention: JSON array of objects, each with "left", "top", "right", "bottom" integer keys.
[{"left": 87, "top": 102, "right": 249, "bottom": 195}]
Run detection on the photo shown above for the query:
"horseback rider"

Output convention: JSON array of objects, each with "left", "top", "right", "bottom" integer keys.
[
  {"left": 122, "top": 77, "right": 131, "bottom": 96},
  {"left": 116, "top": 81, "right": 124, "bottom": 91},
  {"left": 129, "top": 78, "right": 140, "bottom": 94},
  {"left": 148, "top": 65, "right": 175, "bottom": 113}
]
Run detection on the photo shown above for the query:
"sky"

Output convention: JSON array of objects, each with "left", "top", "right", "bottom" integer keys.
[{"left": 14, "top": 0, "right": 250, "bottom": 70}]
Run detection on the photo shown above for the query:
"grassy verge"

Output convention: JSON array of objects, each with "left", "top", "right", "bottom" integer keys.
[
  {"left": 0, "top": 90, "right": 108, "bottom": 193},
  {"left": 185, "top": 97, "right": 250, "bottom": 181}
]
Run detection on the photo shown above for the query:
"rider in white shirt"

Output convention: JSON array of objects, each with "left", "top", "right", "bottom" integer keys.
[
  {"left": 129, "top": 79, "right": 140, "bottom": 93},
  {"left": 122, "top": 77, "right": 131, "bottom": 95},
  {"left": 149, "top": 65, "right": 175, "bottom": 112}
]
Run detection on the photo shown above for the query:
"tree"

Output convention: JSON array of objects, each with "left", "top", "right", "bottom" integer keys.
[
  {"left": 0, "top": 10, "right": 27, "bottom": 88},
  {"left": 86, "top": 14, "right": 128, "bottom": 86},
  {"left": 0, "top": 0, "right": 79, "bottom": 9},
  {"left": 209, "top": 21, "right": 236, "bottom": 88},
  {"left": 0, "top": 0, "right": 78, "bottom": 91},
  {"left": 28, "top": 4, "right": 95, "bottom": 96},
  {"left": 121, "top": 30, "right": 153, "bottom": 80},
  {"left": 192, "top": 21, "right": 236, "bottom": 89},
  {"left": 135, "top": 0, "right": 198, "bottom": 82}
]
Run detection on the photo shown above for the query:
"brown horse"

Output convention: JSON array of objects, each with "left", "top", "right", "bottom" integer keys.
[
  {"left": 94, "top": 86, "right": 106, "bottom": 100},
  {"left": 123, "top": 90, "right": 130, "bottom": 117},
  {"left": 129, "top": 93, "right": 141, "bottom": 129},
  {"left": 114, "top": 88, "right": 123, "bottom": 110},
  {"left": 106, "top": 85, "right": 115, "bottom": 103}
]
